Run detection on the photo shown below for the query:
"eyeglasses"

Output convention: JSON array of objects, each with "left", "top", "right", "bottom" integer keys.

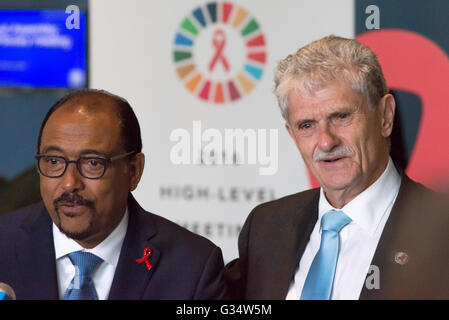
[{"left": 35, "top": 151, "right": 136, "bottom": 179}]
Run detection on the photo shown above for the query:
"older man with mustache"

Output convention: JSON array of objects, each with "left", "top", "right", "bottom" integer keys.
[{"left": 225, "top": 35, "right": 449, "bottom": 300}]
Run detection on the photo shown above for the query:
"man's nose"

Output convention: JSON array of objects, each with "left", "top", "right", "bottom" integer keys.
[
  {"left": 317, "top": 124, "right": 340, "bottom": 152},
  {"left": 60, "top": 162, "right": 84, "bottom": 192}
]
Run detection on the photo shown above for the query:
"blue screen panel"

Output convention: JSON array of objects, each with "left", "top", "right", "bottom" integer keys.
[{"left": 0, "top": 9, "right": 87, "bottom": 88}]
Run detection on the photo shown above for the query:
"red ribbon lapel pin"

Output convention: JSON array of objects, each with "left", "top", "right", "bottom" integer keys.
[{"left": 136, "top": 247, "right": 153, "bottom": 270}]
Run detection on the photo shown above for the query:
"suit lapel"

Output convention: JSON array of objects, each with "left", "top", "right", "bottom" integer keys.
[
  {"left": 108, "top": 195, "right": 160, "bottom": 299},
  {"left": 15, "top": 205, "right": 59, "bottom": 299},
  {"left": 259, "top": 190, "right": 319, "bottom": 299},
  {"left": 359, "top": 175, "right": 418, "bottom": 299}
]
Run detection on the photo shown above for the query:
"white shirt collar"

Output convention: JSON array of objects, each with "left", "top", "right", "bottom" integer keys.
[
  {"left": 319, "top": 157, "right": 401, "bottom": 236},
  {"left": 53, "top": 207, "right": 129, "bottom": 268}
]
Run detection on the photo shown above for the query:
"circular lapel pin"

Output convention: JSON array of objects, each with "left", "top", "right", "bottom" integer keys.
[{"left": 394, "top": 252, "right": 409, "bottom": 265}]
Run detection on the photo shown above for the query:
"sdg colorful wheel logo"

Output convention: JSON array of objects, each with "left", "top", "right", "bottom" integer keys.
[{"left": 173, "top": 2, "right": 267, "bottom": 104}]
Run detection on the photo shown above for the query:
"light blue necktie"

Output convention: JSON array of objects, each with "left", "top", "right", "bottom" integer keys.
[
  {"left": 63, "top": 251, "right": 103, "bottom": 300},
  {"left": 301, "top": 210, "right": 351, "bottom": 300}
]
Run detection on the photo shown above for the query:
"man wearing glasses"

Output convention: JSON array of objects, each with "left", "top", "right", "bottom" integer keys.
[{"left": 0, "top": 89, "right": 227, "bottom": 300}]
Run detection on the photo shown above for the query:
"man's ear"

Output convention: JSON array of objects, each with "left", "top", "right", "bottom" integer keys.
[
  {"left": 129, "top": 152, "right": 145, "bottom": 191},
  {"left": 379, "top": 93, "right": 396, "bottom": 138}
]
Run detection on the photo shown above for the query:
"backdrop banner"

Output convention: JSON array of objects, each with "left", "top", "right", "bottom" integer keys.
[{"left": 83, "top": 0, "right": 449, "bottom": 261}]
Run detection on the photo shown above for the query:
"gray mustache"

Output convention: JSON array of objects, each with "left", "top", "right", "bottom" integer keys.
[{"left": 313, "top": 146, "right": 355, "bottom": 161}]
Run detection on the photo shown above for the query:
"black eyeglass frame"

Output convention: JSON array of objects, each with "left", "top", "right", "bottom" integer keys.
[{"left": 35, "top": 151, "right": 137, "bottom": 179}]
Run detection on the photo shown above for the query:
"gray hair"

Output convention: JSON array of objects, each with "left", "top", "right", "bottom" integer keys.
[{"left": 273, "top": 35, "right": 388, "bottom": 120}]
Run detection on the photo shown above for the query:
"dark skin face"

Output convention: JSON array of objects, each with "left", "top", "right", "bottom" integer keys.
[{"left": 39, "top": 97, "right": 145, "bottom": 248}]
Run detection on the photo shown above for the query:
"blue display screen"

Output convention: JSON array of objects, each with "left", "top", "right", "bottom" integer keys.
[{"left": 0, "top": 9, "right": 87, "bottom": 88}]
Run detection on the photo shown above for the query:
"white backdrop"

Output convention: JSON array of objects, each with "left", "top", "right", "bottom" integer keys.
[{"left": 89, "top": 0, "right": 353, "bottom": 262}]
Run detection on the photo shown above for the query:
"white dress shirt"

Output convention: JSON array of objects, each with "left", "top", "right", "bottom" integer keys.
[
  {"left": 286, "top": 157, "right": 401, "bottom": 300},
  {"left": 53, "top": 208, "right": 129, "bottom": 300}
]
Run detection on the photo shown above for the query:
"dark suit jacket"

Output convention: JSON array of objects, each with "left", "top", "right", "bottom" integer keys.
[
  {"left": 225, "top": 175, "right": 449, "bottom": 299},
  {"left": 0, "top": 195, "right": 226, "bottom": 300}
]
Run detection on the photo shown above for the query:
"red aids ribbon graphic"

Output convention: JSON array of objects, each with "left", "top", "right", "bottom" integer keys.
[
  {"left": 136, "top": 247, "right": 152, "bottom": 270},
  {"left": 208, "top": 29, "right": 230, "bottom": 72}
]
